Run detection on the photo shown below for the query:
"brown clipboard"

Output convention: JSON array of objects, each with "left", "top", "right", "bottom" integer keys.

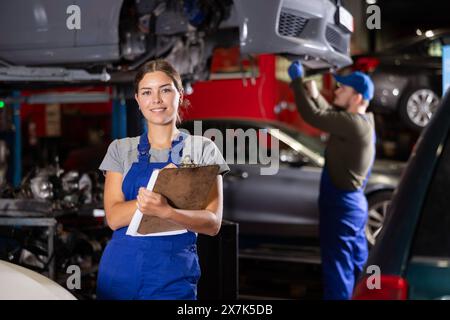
[{"left": 137, "top": 164, "right": 220, "bottom": 234}]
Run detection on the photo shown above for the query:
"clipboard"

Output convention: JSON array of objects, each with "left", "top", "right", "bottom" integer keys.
[{"left": 137, "top": 164, "right": 220, "bottom": 235}]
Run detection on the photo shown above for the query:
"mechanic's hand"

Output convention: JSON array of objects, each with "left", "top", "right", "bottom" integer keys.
[
  {"left": 137, "top": 188, "right": 172, "bottom": 219},
  {"left": 288, "top": 61, "right": 304, "bottom": 80}
]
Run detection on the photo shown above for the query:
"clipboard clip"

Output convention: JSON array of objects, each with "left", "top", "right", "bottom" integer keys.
[{"left": 179, "top": 155, "right": 199, "bottom": 168}]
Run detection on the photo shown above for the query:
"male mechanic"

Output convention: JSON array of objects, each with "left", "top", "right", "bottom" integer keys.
[{"left": 288, "top": 61, "right": 375, "bottom": 300}]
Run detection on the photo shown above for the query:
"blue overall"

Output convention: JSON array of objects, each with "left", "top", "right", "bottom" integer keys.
[
  {"left": 96, "top": 132, "right": 201, "bottom": 300},
  {"left": 319, "top": 122, "right": 375, "bottom": 300}
]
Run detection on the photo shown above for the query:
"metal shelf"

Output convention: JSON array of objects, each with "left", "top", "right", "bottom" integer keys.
[{"left": 0, "top": 216, "right": 57, "bottom": 279}]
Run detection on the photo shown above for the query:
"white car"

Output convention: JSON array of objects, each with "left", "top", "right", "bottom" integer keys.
[{"left": 0, "top": 260, "right": 76, "bottom": 300}]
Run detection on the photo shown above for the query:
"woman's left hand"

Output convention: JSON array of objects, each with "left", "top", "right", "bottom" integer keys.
[{"left": 137, "top": 187, "right": 172, "bottom": 219}]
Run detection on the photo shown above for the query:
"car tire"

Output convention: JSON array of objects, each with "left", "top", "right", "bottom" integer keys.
[
  {"left": 398, "top": 87, "right": 440, "bottom": 132},
  {"left": 366, "top": 190, "right": 393, "bottom": 247}
]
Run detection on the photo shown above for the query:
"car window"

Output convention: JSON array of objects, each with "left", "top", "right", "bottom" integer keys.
[
  {"left": 224, "top": 123, "right": 319, "bottom": 166},
  {"left": 276, "top": 124, "right": 326, "bottom": 157},
  {"left": 410, "top": 132, "right": 450, "bottom": 258},
  {"left": 225, "top": 124, "right": 293, "bottom": 165},
  {"left": 179, "top": 120, "right": 265, "bottom": 164},
  {"left": 180, "top": 120, "right": 324, "bottom": 166},
  {"left": 261, "top": 130, "right": 301, "bottom": 165}
]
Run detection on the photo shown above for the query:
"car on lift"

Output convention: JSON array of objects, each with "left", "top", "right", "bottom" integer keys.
[
  {"left": 180, "top": 118, "right": 405, "bottom": 248},
  {"left": 353, "top": 89, "right": 450, "bottom": 300},
  {"left": 0, "top": 0, "right": 353, "bottom": 85},
  {"left": 353, "top": 29, "right": 450, "bottom": 131}
]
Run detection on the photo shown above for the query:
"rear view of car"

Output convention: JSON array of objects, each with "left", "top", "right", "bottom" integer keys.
[
  {"left": 353, "top": 30, "right": 450, "bottom": 131},
  {"left": 353, "top": 89, "right": 450, "bottom": 300}
]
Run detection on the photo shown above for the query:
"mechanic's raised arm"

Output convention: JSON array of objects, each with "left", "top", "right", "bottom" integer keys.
[
  {"left": 303, "top": 80, "right": 332, "bottom": 111},
  {"left": 288, "top": 62, "right": 356, "bottom": 137}
]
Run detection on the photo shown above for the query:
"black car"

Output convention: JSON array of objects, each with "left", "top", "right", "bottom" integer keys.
[
  {"left": 354, "top": 29, "right": 450, "bottom": 131},
  {"left": 180, "top": 118, "right": 405, "bottom": 247},
  {"left": 353, "top": 89, "right": 450, "bottom": 300}
]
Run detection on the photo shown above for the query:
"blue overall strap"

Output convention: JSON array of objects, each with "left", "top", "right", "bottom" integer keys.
[
  {"left": 168, "top": 131, "right": 187, "bottom": 164},
  {"left": 137, "top": 132, "right": 151, "bottom": 163},
  {"left": 138, "top": 131, "right": 188, "bottom": 164}
]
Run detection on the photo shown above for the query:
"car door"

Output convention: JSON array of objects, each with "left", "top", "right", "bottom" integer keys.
[
  {"left": 405, "top": 129, "right": 450, "bottom": 299},
  {"left": 218, "top": 121, "right": 322, "bottom": 238}
]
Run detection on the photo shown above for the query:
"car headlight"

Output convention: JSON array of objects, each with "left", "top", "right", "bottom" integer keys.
[{"left": 30, "top": 176, "right": 53, "bottom": 200}]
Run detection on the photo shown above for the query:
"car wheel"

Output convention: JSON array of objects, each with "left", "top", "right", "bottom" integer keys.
[
  {"left": 366, "top": 190, "right": 393, "bottom": 247},
  {"left": 399, "top": 88, "right": 440, "bottom": 131}
]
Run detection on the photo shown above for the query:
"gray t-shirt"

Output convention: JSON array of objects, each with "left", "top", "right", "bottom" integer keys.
[{"left": 99, "top": 133, "right": 230, "bottom": 179}]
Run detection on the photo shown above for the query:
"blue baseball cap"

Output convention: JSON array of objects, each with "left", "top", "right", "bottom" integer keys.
[{"left": 333, "top": 71, "right": 374, "bottom": 101}]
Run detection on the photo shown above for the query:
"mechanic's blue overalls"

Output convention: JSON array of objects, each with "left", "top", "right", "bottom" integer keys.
[
  {"left": 96, "top": 131, "right": 201, "bottom": 300},
  {"left": 319, "top": 118, "right": 375, "bottom": 300}
]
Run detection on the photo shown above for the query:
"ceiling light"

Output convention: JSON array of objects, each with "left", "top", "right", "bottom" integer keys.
[{"left": 425, "top": 30, "right": 434, "bottom": 38}]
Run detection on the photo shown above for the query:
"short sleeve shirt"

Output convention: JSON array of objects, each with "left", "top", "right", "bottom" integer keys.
[{"left": 99, "top": 133, "right": 230, "bottom": 179}]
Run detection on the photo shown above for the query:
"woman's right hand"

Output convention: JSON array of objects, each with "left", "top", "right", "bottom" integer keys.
[{"left": 137, "top": 188, "right": 172, "bottom": 219}]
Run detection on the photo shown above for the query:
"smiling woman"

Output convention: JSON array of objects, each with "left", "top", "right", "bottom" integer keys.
[{"left": 96, "top": 59, "right": 230, "bottom": 300}]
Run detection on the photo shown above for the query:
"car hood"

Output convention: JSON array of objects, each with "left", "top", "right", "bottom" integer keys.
[{"left": 0, "top": 260, "right": 77, "bottom": 300}]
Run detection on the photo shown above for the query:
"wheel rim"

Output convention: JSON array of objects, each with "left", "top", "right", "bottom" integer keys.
[
  {"left": 366, "top": 199, "right": 390, "bottom": 246},
  {"left": 406, "top": 89, "right": 440, "bottom": 127}
]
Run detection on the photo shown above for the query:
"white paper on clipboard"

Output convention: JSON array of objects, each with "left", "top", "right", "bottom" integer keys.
[{"left": 125, "top": 169, "right": 188, "bottom": 237}]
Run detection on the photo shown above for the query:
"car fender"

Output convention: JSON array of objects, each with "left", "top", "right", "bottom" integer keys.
[
  {"left": 0, "top": 260, "right": 77, "bottom": 300},
  {"left": 365, "top": 184, "right": 395, "bottom": 198}
]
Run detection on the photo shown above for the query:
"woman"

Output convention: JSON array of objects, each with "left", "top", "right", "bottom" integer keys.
[{"left": 97, "top": 60, "right": 229, "bottom": 300}]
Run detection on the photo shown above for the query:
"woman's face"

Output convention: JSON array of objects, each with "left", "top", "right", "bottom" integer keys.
[{"left": 135, "top": 71, "right": 181, "bottom": 126}]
